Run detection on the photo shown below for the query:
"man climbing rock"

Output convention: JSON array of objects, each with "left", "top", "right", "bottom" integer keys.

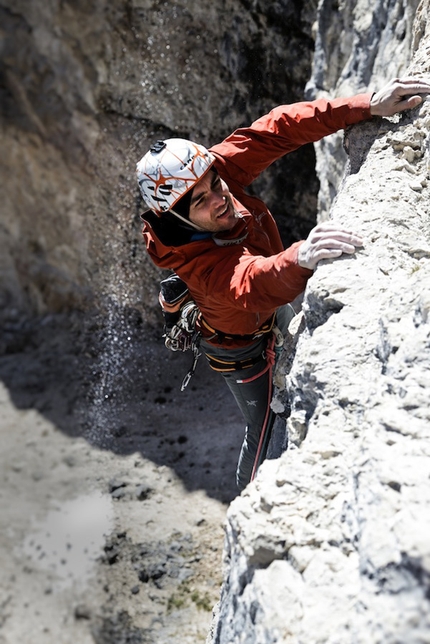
[{"left": 136, "top": 77, "right": 430, "bottom": 491}]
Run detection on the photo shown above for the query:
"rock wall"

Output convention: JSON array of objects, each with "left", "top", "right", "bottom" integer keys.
[
  {"left": 0, "top": 0, "right": 317, "bottom": 321},
  {"left": 306, "top": 0, "right": 421, "bottom": 217},
  {"left": 210, "top": 1, "right": 430, "bottom": 643}
]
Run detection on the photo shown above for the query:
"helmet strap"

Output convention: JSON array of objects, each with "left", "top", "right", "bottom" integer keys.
[{"left": 169, "top": 208, "right": 207, "bottom": 232}]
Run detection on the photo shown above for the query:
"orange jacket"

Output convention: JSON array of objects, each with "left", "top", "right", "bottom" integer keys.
[{"left": 142, "top": 94, "right": 372, "bottom": 346}]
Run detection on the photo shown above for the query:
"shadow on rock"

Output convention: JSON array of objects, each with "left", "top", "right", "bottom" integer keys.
[{"left": 0, "top": 306, "right": 243, "bottom": 504}]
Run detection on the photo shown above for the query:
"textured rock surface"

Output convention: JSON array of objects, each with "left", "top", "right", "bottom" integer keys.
[
  {"left": 306, "top": 0, "right": 421, "bottom": 217},
  {"left": 210, "top": 2, "right": 430, "bottom": 643}
]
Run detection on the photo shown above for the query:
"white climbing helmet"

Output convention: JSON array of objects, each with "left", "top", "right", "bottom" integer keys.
[{"left": 136, "top": 138, "right": 215, "bottom": 214}]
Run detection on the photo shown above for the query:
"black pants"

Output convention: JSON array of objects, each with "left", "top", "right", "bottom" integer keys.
[{"left": 201, "top": 304, "right": 295, "bottom": 491}]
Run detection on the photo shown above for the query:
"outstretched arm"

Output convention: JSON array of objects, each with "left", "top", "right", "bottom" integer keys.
[
  {"left": 211, "top": 77, "right": 430, "bottom": 194},
  {"left": 211, "top": 94, "right": 372, "bottom": 187},
  {"left": 370, "top": 77, "right": 430, "bottom": 117}
]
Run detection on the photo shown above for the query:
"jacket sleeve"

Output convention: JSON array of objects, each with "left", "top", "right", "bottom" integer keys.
[
  {"left": 210, "top": 93, "right": 372, "bottom": 187},
  {"left": 199, "top": 242, "right": 313, "bottom": 314}
]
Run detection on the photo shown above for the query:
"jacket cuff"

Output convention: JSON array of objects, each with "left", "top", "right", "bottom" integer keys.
[
  {"left": 291, "top": 240, "right": 314, "bottom": 277},
  {"left": 343, "top": 92, "right": 373, "bottom": 123}
]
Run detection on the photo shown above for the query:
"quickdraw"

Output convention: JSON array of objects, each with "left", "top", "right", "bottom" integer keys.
[
  {"left": 159, "top": 273, "right": 202, "bottom": 389},
  {"left": 180, "top": 344, "right": 202, "bottom": 391},
  {"left": 163, "top": 301, "right": 200, "bottom": 352}
]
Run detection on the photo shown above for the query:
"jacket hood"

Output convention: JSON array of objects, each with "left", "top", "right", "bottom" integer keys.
[{"left": 141, "top": 207, "right": 250, "bottom": 272}]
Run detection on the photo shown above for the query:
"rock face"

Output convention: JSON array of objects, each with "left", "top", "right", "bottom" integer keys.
[
  {"left": 306, "top": 0, "right": 421, "bottom": 217},
  {"left": 0, "top": 0, "right": 318, "bottom": 319},
  {"left": 210, "top": 2, "right": 430, "bottom": 643}
]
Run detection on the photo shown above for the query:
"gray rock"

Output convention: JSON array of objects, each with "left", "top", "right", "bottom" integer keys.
[
  {"left": 210, "top": 2, "right": 430, "bottom": 643},
  {"left": 305, "top": 0, "right": 421, "bottom": 219},
  {"left": 74, "top": 604, "right": 91, "bottom": 620},
  {"left": 0, "top": 0, "right": 319, "bottom": 316}
]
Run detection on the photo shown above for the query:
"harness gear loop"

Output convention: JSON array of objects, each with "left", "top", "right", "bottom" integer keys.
[
  {"left": 163, "top": 301, "right": 200, "bottom": 352},
  {"left": 204, "top": 317, "right": 279, "bottom": 376}
]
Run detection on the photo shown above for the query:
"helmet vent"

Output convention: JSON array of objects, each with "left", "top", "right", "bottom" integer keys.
[{"left": 150, "top": 140, "right": 167, "bottom": 154}]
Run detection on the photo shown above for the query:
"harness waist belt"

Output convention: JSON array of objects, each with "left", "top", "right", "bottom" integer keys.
[
  {"left": 205, "top": 353, "right": 264, "bottom": 373},
  {"left": 198, "top": 313, "right": 275, "bottom": 345}
]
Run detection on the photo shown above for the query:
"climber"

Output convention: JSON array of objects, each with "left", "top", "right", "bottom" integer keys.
[{"left": 136, "top": 77, "right": 430, "bottom": 491}]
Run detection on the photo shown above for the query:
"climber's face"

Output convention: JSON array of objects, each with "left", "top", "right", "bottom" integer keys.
[{"left": 188, "top": 170, "right": 238, "bottom": 233}]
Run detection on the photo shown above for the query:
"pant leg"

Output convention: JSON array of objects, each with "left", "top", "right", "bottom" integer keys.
[
  {"left": 201, "top": 304, "right": 297, "bottom": 491},
  {"left": 265, "top": 303, "right": 298, "bottom": 461},
  {"left": 220, "top": 357, "right": 276, "bottom": 490},
  {"left": 201, "top": 336, "right": 274, "bottom": 491}
]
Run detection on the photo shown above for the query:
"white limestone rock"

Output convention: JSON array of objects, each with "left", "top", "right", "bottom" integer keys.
[
  {"left": 210, "top": 2, "right": 430, "bottom": 642},
  {"left": 305, "top": 0, "right": 421, "bottom": 218}
]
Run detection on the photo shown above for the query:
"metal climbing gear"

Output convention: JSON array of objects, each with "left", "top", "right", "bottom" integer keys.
[
  {"left": 164, "top": 301, "right": 200, "bottom": 352},
  {"left": 159, "top": 273, "right": 202, "bottom": 389},
  {"left": 180, "top": 344, "right": 202, "bottom": 392}
]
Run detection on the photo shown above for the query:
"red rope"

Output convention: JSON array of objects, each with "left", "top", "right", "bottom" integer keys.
[{"left": 247, "top": 334, "right": 276, "bottom": 482}]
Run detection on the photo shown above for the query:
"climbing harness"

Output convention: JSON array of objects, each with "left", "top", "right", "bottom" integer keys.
[
  {"left": 159, "top": 272, "right": 287, "bottom": 481},
  {"left": 199, "top": 313, "right": 275, "bottom": 346},
  {"left": 159, "top": 273, "right": 277, "bottom": 389},
  {"left": 205, "top": 353, "right": 264, "bottom": 373},
  {"left": 202, "top": 318, "right": 280, "bottom": 375}
]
